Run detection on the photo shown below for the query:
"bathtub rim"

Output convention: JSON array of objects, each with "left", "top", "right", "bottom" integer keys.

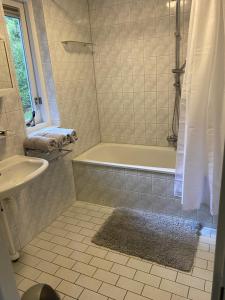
[
  {"left": 73, "top": 143, "right": 176, "bottom": 175},
  {"left": 73, "top": 159, "right": 175, "bottom": 174}
]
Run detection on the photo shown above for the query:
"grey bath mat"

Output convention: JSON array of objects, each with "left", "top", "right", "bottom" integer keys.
[{"left": 92, "top": 208, "right": 201, "bottom": 272}]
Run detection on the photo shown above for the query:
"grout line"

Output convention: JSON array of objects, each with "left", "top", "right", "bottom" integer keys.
[{"left": 15, "top": 201, "right": 213, "bottom": 299}]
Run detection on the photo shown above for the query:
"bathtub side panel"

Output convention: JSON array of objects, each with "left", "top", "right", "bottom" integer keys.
[{"left": 73, "top": 162, "right": 214, "bottom": 227}]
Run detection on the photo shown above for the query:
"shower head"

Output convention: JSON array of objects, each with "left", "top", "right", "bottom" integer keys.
[{"left": 167, "top": 0, "right": 183, "bottom": 9}]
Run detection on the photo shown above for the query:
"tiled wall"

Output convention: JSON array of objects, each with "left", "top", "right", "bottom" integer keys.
[
  {"left": 74, "top": 162, "right": 216, "bottom": 228},
  {"left": 42, "top": 0, "right": 100, "bottom": 157},
  {"left": 0, "top": 0, "right": 100, "bottom": 249},
  {"left": 89, "top": 0, "right": 191, "bottom": 146}
]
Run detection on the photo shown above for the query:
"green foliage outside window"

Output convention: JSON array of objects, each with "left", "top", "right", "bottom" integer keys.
[{"left": 5, "top": 15, "right": 33, "bottom": 121}]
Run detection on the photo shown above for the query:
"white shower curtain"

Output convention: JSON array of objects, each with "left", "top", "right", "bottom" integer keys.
[{"left": 175, "top": 0, "right": 225, "bottom": 215}]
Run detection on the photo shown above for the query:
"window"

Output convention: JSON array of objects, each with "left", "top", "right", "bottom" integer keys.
[{"left": 3, "top": 0, "right": 49, "bottom": 128}]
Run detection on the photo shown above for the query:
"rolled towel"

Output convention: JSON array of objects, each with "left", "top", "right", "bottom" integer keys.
[
  {"left": 43, "top": 128, "right": 78, "bottom": 144},
  {"left": 23, "top": 136, "right": 58, "bottom": 152},
  {"left": 35, "top": 131, "right": 67, "bottom": 148}
]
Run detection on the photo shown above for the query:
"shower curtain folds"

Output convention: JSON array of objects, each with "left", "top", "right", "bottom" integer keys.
[{"left": 175, "top": 0, "right": 225, "bottom": 215}]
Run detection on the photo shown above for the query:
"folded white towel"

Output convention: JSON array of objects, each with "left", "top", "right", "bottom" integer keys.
[{"left": 24, "top": 136, "right": 58, "bottom": 152}]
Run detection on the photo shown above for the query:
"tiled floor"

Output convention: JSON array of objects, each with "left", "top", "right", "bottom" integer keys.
[{"left": 13, "top": 201, "right": 215, "bottom": 300}]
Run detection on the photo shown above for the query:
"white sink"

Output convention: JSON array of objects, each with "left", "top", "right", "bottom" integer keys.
[
  {"left": 0, "top": 155, "right": 49, "bottom": 200},
  {"left": 0, "top": 155, "right": 48, "bottom": 261}
]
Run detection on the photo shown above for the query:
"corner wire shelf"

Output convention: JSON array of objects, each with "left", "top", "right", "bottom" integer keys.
[{"left": 61, "top": 40, "right": 94, "bottom": 47}]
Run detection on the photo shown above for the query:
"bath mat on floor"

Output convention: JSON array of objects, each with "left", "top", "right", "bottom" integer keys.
[{"left": 92, "top": 208, "right": 202, "bottom": 272}]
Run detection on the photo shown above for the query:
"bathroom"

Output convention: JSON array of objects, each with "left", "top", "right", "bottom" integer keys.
[{"left": 0, "top": 0, "right": 224, "bottom": 299}]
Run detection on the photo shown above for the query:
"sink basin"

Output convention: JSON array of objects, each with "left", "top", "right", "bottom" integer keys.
[
  {"left": 0, "top": 155, "right": 48, "bottom": 261},
  {"left": 0, "top": 155, "right": 49, "bottom": 200}
]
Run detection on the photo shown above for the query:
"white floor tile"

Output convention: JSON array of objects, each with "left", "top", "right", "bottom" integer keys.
[
  {"left": 98, "top": 282, "right": 127, "bottom": 300},
  {"left": 13, "top": 201, "right": 214, "bottom": 300},
  {"left": 124, "top": 291, "right": 151, "bottom": 300},
  {"left": 192, "top": 267, "right": 213, "bottom": 281},
  {"left": 194, "top": 258, "right": 208, "bottom": 269},
  {"left": 205, "top": 281, "right": 212, "bottom": 293},
  {"left": 46, "top": 226, "right": 68, "bottom": 237},
  {"left": 55, "top": 267, "right": 80, "bottom": 283},
  {"left": 37, "top": 232, "right": 54, "bottom": 241},
  {"left": 127, "top": 258, "right": 152, "bottom": 273},
  {"left": 134, "top": 271, "right": 161, "bottom": 288},
  {"left": 93, "top": 269, "right": 119, "bottom": 285},
  {"left": 196, "top": 250, "right": 214, "bottom": 262},
  {"left": 35, "top": 249, "right": 57, "bottom": 262},
  {"left": 51, "top": 245, "right": 74, "bottom": 257},
  {"left": 36, "top": 260, "right": 59, "bottom": 275},
  {"left": 117, "top": 276, "right": 144, "bottom": 294},
  {"left": 23, "top": 244, "right": 39, "bottom": 256},
  {"left": 171, "top": 295, "right": 188, "bottom": 300},
  {"left": 90, "top": 256, "right": 114, "bottom": 271},
  {"left": 36, "top": 272, "right": 62, "bottom": 289},
  {"left": 72, "top": 262, "right": 97, "bottom": 277},
  {"left": 76, "top": 274, "right": 102, "bottom": 291},
  {"left": 86, "top": 245, "right": 108, "bottom": 258},
  {"left": 70, "top": 250, "right": 93, "bottom": 264},
  {"left": 19, "top": 253, "right": 41, "bottom": 267},
  {"left": 78, "top": 220, "right": 96, "bottom": 230},
  {"left": 13, "top": 262, "right": 41, "bottom": 280},
  {"left": 79, "top": 228, "right": 96, "bottom": 237},
  {"left": 188, "top": 287, "right": 211, "bottom": 300},
  {"left": 151, "top": 265, "right": 177, "bottom": 281},
  {"left": 15, "top": 274, "right": 24, "bottom": 286},
  {"left": 18, "top": 278, "right": 36, "bottom": 292},
  {"left": 111, "top": 263, "right": 136, "bottom": 279},
  {"left": 176, "top": 272, "right": 205, "bottom": 290},
  {"left": 51, "top": 221, "right": 66, "bottom": 229},
  {"left": 34, "top": 239, "right": 55, "bottom": 251},
  {"left": 64, "top": 224, "right": 82, "bottom": 233},
  {"left": 142, "top": 284, "right": 171, "bottom": 300},
  {"left": 51, "top": 236, "right": 70, "bottom": 246},
  {"left": 66, "top": 231, "right": 85, "bottom": 242},
  {"left": 160, "top": 279, "right": 189, "bottom": 298},
  {"left": 105, "top": 251, "right": 129, "bottom": 265},
  {"left": 56, "top": 280, "right": 83, "bottom": 298},
  {"left": 53, "top": 255, "right": 75, "bottom": 269},
  {"left": 67, "top": 241, "right": 89, "bottom": 252},
  {"left": 79, "top": 289, "right": 108, "bottom": 300}
]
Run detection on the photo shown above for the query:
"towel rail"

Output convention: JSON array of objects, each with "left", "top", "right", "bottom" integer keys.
[{"left": 24, "top": 148, "right": 73, "bottom": 162}]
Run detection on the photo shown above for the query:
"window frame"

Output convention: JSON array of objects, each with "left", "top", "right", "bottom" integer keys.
[{"left": 3, "top": 0, "right": 51, "bottom": 132}]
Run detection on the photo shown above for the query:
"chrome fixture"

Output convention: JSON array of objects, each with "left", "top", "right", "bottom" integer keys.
[
  {"left": 0, "top": 129, "right": 12, "bottom": 138},
  {"left": 61, "top": 40, "right": 94, "bottom": 46},
  {"left": 0, "top": 129, "right": 8, "bottom": 136},
  {"left": 167, "top": 0, "right": 186, "bottom": 148}
]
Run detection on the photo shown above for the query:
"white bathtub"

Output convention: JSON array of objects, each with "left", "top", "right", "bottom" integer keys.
[
  {"left": 73, "top": 143, "right": 214, "bottom": 227},
  {"left": 74, "top": 143, "right": 176, "bottom": 174}
]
